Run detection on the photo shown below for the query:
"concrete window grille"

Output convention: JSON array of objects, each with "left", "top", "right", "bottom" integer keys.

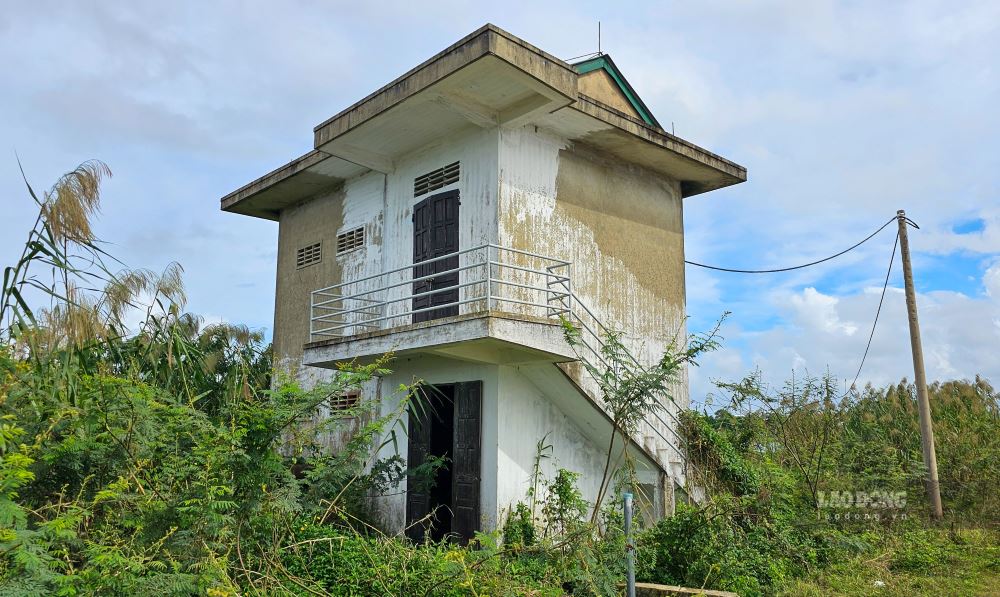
[
  {"left": 414, "top": 161, "right": 459, "bottom": 197},
  {"left": 336, "top": 227, "right": 365, "bottom": 254},
  {"left": 296, "top": 242, "right": 322, "bottom": 269}
]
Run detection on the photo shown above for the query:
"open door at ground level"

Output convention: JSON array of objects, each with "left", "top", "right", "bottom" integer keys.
[{"left": 405, "top": 380, "right": 481, "bottom": 544}]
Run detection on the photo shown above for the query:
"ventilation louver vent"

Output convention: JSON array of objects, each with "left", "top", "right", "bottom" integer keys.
[
  {"left": 296, "top": 242, "right": 322, "bottom": 269},
  {"left": 336, "top": 227, "right": 365, "bottom": 254},
  {"left": 414, "top": 161, "right": 459, "bottom": 197},
  {"left": 329, "top": 391, "right": 360, "bottom": 413}
]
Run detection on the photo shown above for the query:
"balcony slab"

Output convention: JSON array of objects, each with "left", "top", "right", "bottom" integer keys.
[{"left": 302, "top": 310, "right": 576, "bottom": 368}]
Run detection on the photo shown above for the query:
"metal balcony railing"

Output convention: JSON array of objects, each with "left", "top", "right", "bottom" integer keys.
[
  {"left": 310, "top": 244, "right": 571, "bottom": 340},
  {"left": 308, "top": 244, "right": 699, "bottom": 484}
]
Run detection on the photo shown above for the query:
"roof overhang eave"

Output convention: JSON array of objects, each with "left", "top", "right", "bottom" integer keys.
[{"left": 551, "top": 96, "right": 747, "bottom": 197}]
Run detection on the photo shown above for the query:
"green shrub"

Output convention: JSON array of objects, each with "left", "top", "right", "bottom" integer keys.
[
  {"left": 503, "top": 502, "right": 537, "bottom": 547},
  {"left": 3, "top": 162, "right": 998, "bottom": 596}
]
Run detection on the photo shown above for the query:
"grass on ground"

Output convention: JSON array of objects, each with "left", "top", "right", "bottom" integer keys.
[{"left": 779, "top": 528, "right": 1000, "bottom": 596}]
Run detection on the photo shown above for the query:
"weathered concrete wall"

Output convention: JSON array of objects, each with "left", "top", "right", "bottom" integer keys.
[
  {"left": 272, "top": 124, "right": 506, "bottom": 533},
  {"left": 273, "top": 171, "right": 385, "bottom": 376},
  {"left": 495, "top": 365, "right": 662, "bottom": 524},
  {"left": 273, "top": 185, "right": 344, "bottom": 371},
  {"left": 366, "top": 356, "right": 662, "bottom": 535},
  {"left": 497, "top": 364, "right": 607, "bottom": 515},
  {"left": 273, "top": 124, "right": 499, "bottom": 377},
  {"left": 278, "top": 119, "right": 693, "bottom": 532},
  {"left": 273, "top": 125, "right": 505, "bottom": 525},
  {"left": 498, "top": 125, "right": 686, "bottom": 344},
  {"left": 578, "top": 69, "right": 641, "bottom": 119},
  {"left": 279, "top": 122, "right": 691, "bottom": 383},
  {"left": 377, "top": 125, "right": 499, "bottom": 324},
  {"left": 497, "top": 124, "right": 690, "bottom": 472}
]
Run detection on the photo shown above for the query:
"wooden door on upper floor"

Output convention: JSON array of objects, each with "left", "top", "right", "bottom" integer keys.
[{"left": 412, "top": 190, "right": 459, "bottom": 323}]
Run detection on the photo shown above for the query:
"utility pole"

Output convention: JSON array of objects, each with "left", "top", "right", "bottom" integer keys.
[{"left": 897, "top": 210, "right": 943, "bottom": 519}]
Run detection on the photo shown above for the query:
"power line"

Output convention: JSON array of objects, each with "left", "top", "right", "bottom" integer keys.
[
  {"left": 685, "top": 216, "right": 899, "bottom": 273},
  {"left": 685, "top": 213, "right": 920, "bottom": 394},
  {"left": 849, "top": 230, "right": 899, "bottom": 390}
]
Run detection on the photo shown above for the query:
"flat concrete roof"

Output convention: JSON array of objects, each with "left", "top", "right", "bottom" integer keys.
[
  {"left": 221, "top": 23, "right": 747, "bottom": 218},
  {"left": 312, "top": 24, "right": 578, "bottom": 148}
]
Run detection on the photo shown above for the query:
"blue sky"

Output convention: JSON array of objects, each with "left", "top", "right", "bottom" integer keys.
[{"left": 2, "top": 1, "right": 998, "bottom": 404}]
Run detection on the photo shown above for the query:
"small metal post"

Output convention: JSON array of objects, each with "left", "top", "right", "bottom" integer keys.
[
  {"left": 486, "top": 246, "right": 493, "bottom": 312},
  {"left": 565, "top": 263, "right": 572, "bottom": 315},
  {"left": 624, "top": 492, "right": 636, "bottom": 597}
]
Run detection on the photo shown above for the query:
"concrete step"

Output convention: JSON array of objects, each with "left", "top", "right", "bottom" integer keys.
[{"left": 636, "top": 581, "right": 739, "bottom": 597}]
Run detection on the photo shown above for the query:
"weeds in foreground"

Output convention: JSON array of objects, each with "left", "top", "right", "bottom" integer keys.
[{"left": 2, "top": 162, "right": 998, "bottom": 596}]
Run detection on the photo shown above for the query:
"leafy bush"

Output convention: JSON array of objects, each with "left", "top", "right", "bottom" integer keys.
[
  {"left": 502, "top": 502, "right": 536, "bottom": 548},
  {"left": 3, "top": 161, "right": 998, "bottom": 596},
  {"left": 0, "top": 161, "right": 622, "bottom": 596}
]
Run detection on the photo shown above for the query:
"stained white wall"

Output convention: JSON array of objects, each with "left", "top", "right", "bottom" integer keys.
[
  {"left": 496, "top": 123, "right": 690, "bottom": 474},
  {"left": 276, "top": 123, "right": 500, "bottom": 358},
  {"left": 291, "top": 120, "right": 692, "bottom": 533},
  {"left": 367, "top": 356, "right": 662, "bottom": 535},
  {"left": 496, "top": 365, "right": 612, "bottom": 518},
  {"left": 376, "top": 125, "right": 500, "bottom": 326},
  {"left": 495, "top": 365, "right": 664, "bottom": 525}
]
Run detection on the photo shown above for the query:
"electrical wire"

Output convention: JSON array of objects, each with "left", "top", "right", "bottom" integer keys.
[
  {"left": 685, "top": 216, "right": 899, "bottom": 273},
  {"left": 848, "top": 230, "right": 899, "bottom": 391},
  {"left": 685, "top": 213, "right": 919, "bottom": 394}
]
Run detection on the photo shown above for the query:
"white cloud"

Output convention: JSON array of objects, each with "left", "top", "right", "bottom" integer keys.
[
  {"left": 789, "top": 287, "right": 858, "bottom": 336},
  {"left": 1, "top": 1, "right": 997, "bottom": 396},
  {"left": 985, "top": 262, "right": 1000, "bottom": 297},
  {"left": 693, "top": 268, "right": 1000, "bottom": 403}
]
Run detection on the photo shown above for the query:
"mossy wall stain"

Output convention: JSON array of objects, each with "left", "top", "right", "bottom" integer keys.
[
  {"left": 553, "top": 142, "right": 685, "bottom": 314},
  {"left": 274, "top": 186, "right": 346, "bottom": 367},
  {"left": 498, "top": 126, "right": 690, "bottom": 464},
  {"left": 499, "top": 127, "right": 687, "bottom": 365}
]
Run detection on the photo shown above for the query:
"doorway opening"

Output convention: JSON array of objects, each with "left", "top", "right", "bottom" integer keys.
[
  {"left": 406, "top": 381, "right": 481, "bottom": 544},
  {"left": 426, "top": 385, "right": 455, "bottom": 541}
]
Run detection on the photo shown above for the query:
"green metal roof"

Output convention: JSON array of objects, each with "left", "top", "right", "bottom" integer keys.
[{"left": 572, "top": 54, "right": 661, "bottom": 129}]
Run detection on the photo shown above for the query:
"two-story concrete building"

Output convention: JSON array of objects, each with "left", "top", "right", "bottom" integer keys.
[{"left": 221, "top": 25, "right": 745, "bottom": 542}]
